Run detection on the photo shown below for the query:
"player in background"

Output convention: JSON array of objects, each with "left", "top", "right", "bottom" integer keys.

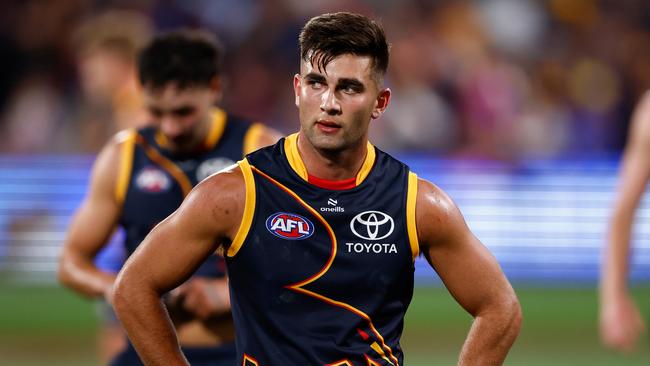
[
  {"left": 68, "top": 10, "right": 152, "bottom": 363},
  {"left": 600, "top": 91, "right": 649, "bottom": 352},
  {"left": 58, "top": 29, "right": 280, "bottom": 365}
]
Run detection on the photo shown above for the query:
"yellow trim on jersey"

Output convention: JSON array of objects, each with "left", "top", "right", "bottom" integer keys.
[
  {"left": 284, "top": 133, "right": 308, "bottom": 180},
  {"left": 154, "top": 130, "right": 168, "bottom": 147},
  {"left": 406, "top": 172, "right": 420, "bottom": 261},
  {"left": 355, "top": 142, "right": 376, "bottom": 185},
  {"left": 327, "top": 360, "right": 353, "bottom": 366},
  {"left": 242, "top": 354, "right": 259, "bottom": 366},
  {"left": 284, "top": 133, "right": 377, "bottom": 186},
  {"left": 227, "top": 159, "right": 256, "bottom": 257},
  {"left": 364, "top": 355, "right": 382, "bottom": 366},
  {"left": 136, "top": 135, "right": 193, "bottom": 197},
  {"left": 243, "top": 122, "right": 266, "bottom": 155},
  {"left": 204, "top": 108, "right": 227, "bottom": 149},
  {"left": 114, "top": 129, "right": 137, "bottom": 204},
  {"left": 370, "top": 342, "right": 393, "bottom": 364}
]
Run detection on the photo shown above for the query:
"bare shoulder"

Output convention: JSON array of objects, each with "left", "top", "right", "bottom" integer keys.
[
  {"left": 416, "top": 178, "right": 461, "bottom": 224},
  {"left": 415, "top": 177, "right": 468, "bottom": 247},
  {"left": 87, "top": 129, "right": 138, "bottom": 196},
  {"left": 179, "top": 164, "right": 246, "bottom": 240}
]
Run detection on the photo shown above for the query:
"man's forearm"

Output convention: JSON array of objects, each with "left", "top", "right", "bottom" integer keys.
[
  {"left": 58, "top": 256, "right": 116, "bottom": 298},
  {"left": 112, "top": 279, "right": 188, "bottom": 366},
  {"left": 458, "top": 303, "right": 522, "bottom": 366}
]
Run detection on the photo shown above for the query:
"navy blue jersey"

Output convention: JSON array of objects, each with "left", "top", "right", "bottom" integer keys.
[
  {"left": 225, "top": 133, "right": 420, "bottom": 365},
  {"left": 117, "top": 108, "right": 261, "bottom": 277}
]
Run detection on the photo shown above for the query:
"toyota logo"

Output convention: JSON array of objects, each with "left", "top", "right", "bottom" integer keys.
[{"left": 350, "top": 211, "right": 394, "bottom": 240}]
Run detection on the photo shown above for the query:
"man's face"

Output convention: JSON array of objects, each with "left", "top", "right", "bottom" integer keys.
[
  {"left": 143, "top": 83, "right": 218, "bottom": 151},
  {"left": 293, "top": 53, "right": 390, "bottom": 152}
]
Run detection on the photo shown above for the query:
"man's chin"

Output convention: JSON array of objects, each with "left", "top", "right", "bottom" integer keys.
[{"left": 307, "top": 134, "right": 344, "bottom": 151}]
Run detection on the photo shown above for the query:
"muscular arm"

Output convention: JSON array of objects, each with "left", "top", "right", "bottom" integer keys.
[
  {"left": 58, "top": 136, "right": 124, "bottom": 299},
  {"left": 600, "top": 92, "right": 650, "bottom": 351},
  {"left": 416, "top": 179, "right": 521, "bottom": 365},
  {"left": 111, "top": 166, "right": 245, "bottom": 366}
]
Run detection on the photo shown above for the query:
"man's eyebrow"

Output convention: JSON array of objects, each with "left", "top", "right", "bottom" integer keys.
[
  {"left": 304, "top": 73, "right": 327, "bottom": 82},
  {"left": 337, "top": 78, "right": 365, "bottom": 89}
]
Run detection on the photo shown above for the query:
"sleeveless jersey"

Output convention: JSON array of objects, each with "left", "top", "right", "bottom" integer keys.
[
  {"left": 225, "top": 133, "right": 420, "bottom": 366},
  {"left": 117, "top": 108, "right": 260, "bottom": 277}
]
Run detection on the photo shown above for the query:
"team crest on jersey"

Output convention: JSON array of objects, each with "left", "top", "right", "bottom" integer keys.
[
  {"left": 265, "top": 212, "right": 315, "bottom": 240},
  {"left": 196, "top": 157, "right": 235, "bottom": 181},
  {"left": 135, "top": 166, "right": 171, "bottom": 193}
]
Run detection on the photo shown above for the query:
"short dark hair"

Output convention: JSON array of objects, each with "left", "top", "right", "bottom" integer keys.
[
  {"left": 138, "top": 29, "right": 223, "bottom": 90},
  {"left": 299, "top": 12, "right": 389, "bottom": 83}
]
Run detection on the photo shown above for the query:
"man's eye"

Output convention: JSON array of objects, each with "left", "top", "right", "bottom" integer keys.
[
  {"left": 308, "top": 80, "right": 323, "bottom": 88},
  {"left": 173, "top": 107, "right": 195, "bottom": 117}
]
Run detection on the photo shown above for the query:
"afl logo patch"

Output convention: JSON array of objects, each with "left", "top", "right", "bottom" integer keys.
[
  {"left": 265, "top": 212, "right": 314, "bottom": 240},
  {"left": 135, "top": 166, "right": 171, "bottom": 193},
  {"left": 350, "top": 211, "right": 394, "bottom": 240}
]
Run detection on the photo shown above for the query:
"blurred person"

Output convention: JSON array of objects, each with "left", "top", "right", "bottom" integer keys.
[
  {"left": 112, "top": 12, "right": 521, "bottom": 365},
  {"left": 58, "top": 29, "right": 280, "bottom": 366},
  {"left": 66, "top": 10, "right": 152, "bottom": 152},
  {"left": 65, "top": 10, "right": 154, "bottom": 363},
  {"left": 600, "top": 91, "right": 650, "bottom": 352}
]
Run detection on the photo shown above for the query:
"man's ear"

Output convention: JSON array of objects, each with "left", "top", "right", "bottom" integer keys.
[
  {"left": 293, "top": 74, "right": 301, "bottom": 108},
  {"left": 371, "top": 88, "right": 391, "bottom": 119}
]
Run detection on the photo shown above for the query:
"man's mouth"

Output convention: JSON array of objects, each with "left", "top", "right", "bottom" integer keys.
[{"left": 315, "top": 120, "right": 342, "bottom": 133}]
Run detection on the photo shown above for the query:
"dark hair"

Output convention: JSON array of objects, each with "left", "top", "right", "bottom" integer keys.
[
  {"left": 138, "top": 29, "right": 223, "bottom": 90},
  {"left": 299, "top": 12, "right": 389, "bottom": 82}
]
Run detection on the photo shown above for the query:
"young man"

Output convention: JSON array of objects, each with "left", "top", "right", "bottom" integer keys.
[
  {"left": 58, "top": 29, "right": 280, "bottom": 366},
  {"left": 113, "top": 13, "right": 521, "bottom": 365},
  {"left": 600, "top": 91, "right": 650, "bottom": 352}
]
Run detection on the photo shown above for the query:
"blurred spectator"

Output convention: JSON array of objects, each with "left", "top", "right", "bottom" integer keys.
[
  {"left": 60, "top": 10, "right": 152, "bottom": 152},
  {"left": 1, "top": 0, "right": 650, "bottom": 158}
]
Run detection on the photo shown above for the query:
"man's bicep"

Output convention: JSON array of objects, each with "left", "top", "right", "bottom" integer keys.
[{"left": 63, "top": 142, "right": 122, "bottom": 257}]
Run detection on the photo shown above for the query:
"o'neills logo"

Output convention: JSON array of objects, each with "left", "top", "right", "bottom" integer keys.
[
  {"left": 265, "top": 212, "right": 314, "bottom": 240},
  {"left": 320, "top": 206, "right": 345, "bottom": 213}
]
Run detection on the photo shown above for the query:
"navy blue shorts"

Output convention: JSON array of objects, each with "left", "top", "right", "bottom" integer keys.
[{"left": 110, "top": 342, "right": 236, "bottom": 366}]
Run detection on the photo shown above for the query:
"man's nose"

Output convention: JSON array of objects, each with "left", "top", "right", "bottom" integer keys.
[
  {"left": 160, "top": 117, "right": 182, "bottom": 139},
  {"left": 320, "top": 88, "right": 342, "bottom": 115}
]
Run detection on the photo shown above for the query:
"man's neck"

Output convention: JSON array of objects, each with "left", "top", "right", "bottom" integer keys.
[{"left": 296, "top": 133, "right": 368, "bottom": 181}]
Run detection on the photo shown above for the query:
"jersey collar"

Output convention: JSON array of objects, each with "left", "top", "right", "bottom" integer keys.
[{"left": 283, "top": 132, "right": 376, "bottom": 187}]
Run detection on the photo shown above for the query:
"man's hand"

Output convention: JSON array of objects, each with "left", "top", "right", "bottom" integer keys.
[
  {"left": 169, "top": 277, "right": 231, "bottom": 319},
  {"left": 600, "top": 293, "right": 646, "bottom": 352}
]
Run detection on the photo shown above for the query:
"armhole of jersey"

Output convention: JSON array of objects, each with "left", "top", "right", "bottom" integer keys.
[
  {"left": 114, "top": 129, "right": 137, "bottom": 204},
  {"left": 227, "top": 158, "right": 256, "bottom": 257},
  {"left": 406, "top": 172, "right": 420, "bottom": 261},
  {"left": 243, "top": 122, "right": 265, "bottom": 155}
]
